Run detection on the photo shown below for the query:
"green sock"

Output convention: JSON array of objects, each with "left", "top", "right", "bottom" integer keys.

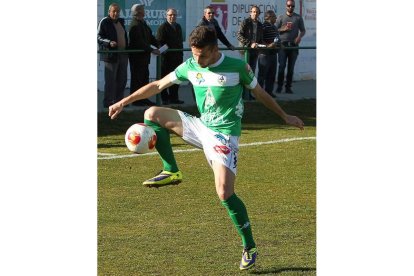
[
  {"left": 221, "top": 193, "right": 256, "bottom": 249},
  {"left": 144, "top": 119, "right": 179, "bottom": 173}
]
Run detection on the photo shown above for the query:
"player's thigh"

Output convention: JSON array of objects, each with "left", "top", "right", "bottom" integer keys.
[{"left": 144, "top": 106, "right": 183, "bottom": 136}]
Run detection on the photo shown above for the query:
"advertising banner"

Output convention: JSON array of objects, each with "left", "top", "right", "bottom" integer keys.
[{"left": 104, "top": 0, "right": 187, "bottom": 38}]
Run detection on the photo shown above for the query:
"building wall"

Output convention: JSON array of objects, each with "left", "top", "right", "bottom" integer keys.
[{"left": 97, "top": 0, "right": 316, "bottom": 91}]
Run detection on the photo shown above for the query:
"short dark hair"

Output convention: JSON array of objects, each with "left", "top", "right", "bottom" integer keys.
[
  {"left": 189, "top": 26, "right": 217, "bottom": 48},
  {"left": 264, "top": 10, "right": 276, "bottom": 20},
  {"left": 250, "top": 5, "right": 261, "bottom": 14}
]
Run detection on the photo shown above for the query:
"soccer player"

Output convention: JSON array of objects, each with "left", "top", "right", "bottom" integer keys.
[{"left": 108, "top": 26, "right": 304, "bottom": 270}]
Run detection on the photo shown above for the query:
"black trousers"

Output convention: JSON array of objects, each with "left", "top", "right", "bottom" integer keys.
[
  {"left": 129, "top": 58, "right": 149, "bottom": 94},
  {"left": 103, "top": 54, "right": 128, "bottom": 107},
  {"left": 160, "top": 56, "right": 183, "bottom": 102}
]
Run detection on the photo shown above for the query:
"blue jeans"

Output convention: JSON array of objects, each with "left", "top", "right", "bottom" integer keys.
[
  {"left": 258, "top": 53, "right": 277, "bottom": 95},
  {"left": 277, "top": 47, "right": 298, "bottom": 88}
]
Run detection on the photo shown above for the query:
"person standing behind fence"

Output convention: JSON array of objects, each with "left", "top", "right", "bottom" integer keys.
[
  {"left": 275, "top": 0, "right": 306, "bottom": 94},
  {"left": 97, "top": 3, "right": 128, "bottom": 108},
  {"left": 128, "top": 4, "right": 160, "bottom": 106},
  {"left": 197, "top": 6, "right": 235, "bottom": 51},
  {"left": 156, "top": 8, "right": 185, "bottom": 105},
  {"left": 257, "top": 10, "right": 280, "bottom": 98},
  {"left": 236, "top": 5, "right": 263, "bottom": 100}
]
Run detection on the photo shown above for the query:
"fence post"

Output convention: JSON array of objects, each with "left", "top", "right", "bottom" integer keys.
[{"left": 243, "top": 49, "right": 250, "bottom": 100}]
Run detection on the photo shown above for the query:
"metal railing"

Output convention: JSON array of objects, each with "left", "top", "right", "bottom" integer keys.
[{"left": 98, "top": 46, "right": 316, "bottom": 104}]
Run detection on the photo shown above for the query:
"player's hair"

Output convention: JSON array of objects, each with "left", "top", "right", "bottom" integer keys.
[
  {"left": 250, "top": 5, "right": 261, "bottom": 14},
  {"left": 189, "top": 26, "right": 218, "bottom": 48}
]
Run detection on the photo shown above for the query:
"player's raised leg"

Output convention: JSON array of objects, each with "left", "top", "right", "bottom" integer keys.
[
  {"left": 143, "top": 106, "right": 183, "bottom": 187},
  {"left": 212, "top": 161, "right": 257, "bottom": 270}
]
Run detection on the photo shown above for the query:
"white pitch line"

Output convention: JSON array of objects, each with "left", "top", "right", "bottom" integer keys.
[
  {"left": 97, "top": 136, "right": 316, "bottom": 160},
  {"left": 97, "top": 152, "right": 117, "bottom": 156}
]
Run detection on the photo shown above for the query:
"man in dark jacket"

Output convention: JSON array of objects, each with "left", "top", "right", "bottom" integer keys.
[
  {"left": 236, "top": 5, "right": 264, "bottom": 100},
  {"left": 97, "top": 3, "right": 128, "bottom": 108},
  {"left": 128, "top": 4, "right": 160, "bottom": 106},
  {"left": 156, "top": 8, "right": 184, "bottom": 105},
  {"left": 197, "top": 6, "right": 235, "bottom": 51}
]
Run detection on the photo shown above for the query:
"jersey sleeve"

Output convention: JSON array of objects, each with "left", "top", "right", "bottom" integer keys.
[
  {"left": 239, "top": 61, "right": 257, "bottom": 89},
  {"left": 169, "top": 60, "right": 190, "bottom": 84},
  {"left": 168, "top": 60, "right": 188, "bottom": 84}
]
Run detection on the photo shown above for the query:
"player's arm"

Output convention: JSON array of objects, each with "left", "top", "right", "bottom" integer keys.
[
  {"left": 250, "top": 84, "right": 304, "bottom": 130},
  {"left": 108, "top": 74, "right": 174, "bottom": 119}
]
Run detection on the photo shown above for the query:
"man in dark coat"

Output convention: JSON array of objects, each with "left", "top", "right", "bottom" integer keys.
[
  {"left": 97, "top": 3, "right": 128, "bottom": 108},
  {"left": 156, "top": 8, "right": 185, "bottom": 105},
  {"left": 128, "top": 4, "right": 160, "bottom": 106}
]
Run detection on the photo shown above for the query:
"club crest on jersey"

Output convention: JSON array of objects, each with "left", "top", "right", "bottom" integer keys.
[
  {"left": 217, "top": 75, "right": 226, "bottom": 85},
  {"left": 196, "top": 73, "right": 205, "bottom": 85}
]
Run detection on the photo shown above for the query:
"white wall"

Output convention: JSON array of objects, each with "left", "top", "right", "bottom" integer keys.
[{"left": 97, "top": 0, "right": 316, "bottom": 91}]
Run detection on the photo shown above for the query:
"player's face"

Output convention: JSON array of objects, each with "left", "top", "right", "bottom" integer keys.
[
  {"left": 191, "top": 45, "right": 218, "bottom": 68},
  {"left": 108, "top": 6, "right": 120, "bottom": 21}
]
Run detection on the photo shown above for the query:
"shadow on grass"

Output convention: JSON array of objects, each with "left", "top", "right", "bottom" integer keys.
[
  {"left": 98, "top": 99, "right": 316, "bottom": 137},
  {"left": 249, "top": 266, "right": 316, "bottom": 275}
]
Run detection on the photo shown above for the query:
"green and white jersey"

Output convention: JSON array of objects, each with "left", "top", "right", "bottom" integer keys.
[{"left": 169, "top": 53, "right": 257, "bottom": 136}]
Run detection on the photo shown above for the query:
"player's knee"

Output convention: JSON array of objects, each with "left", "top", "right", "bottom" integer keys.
[{"left": 144, "top": 106, "right": 160, "bottom": 121}]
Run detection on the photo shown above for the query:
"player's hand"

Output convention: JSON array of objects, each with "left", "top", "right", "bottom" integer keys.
[
  {"left": 285, "top": 115, "right": 304, "bottom": 130},
  {"left": 228, "top": 44, "right": 235, "bottom": 51},
  {"left": 108, "top": 102, "right": 124, "bottom": 119}
]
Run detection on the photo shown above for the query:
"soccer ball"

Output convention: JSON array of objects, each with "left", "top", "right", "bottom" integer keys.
[{"left": 124, "top": 123, "right": 157, "bottom": 154}]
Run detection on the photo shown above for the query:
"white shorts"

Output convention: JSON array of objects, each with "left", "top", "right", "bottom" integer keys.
[{"left": 177, "top": 110, "right": 239, "bottom": 175}]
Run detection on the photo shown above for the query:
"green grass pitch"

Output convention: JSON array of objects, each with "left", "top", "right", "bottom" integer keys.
[{"left": 98, "top": 100, "right": 316, "bottom": 275}]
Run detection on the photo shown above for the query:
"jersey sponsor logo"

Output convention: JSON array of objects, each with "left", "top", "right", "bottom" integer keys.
[
  {"left": 195, "top": 73, "right": 205, "bottom": 85},
  {"left": 213, "top": 145, "right": 230, "bottom": 154},
  {"left": 188, "top": 71, "right": 239, "bottom": 87}
]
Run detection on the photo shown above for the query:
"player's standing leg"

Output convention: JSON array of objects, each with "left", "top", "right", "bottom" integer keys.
[{"left": 212, "top": 161, "right": 257, "bottom": 270}]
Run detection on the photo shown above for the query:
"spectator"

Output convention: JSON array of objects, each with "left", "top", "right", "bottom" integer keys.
[
  {"left": 257, "top": 10, "right": 280, "bottom": 98},
  {"left": 275, "top": 0, "right": 306, "bottom": 94},
  {"left": 197, "top": 5, "right": 235, "bottom": 51},
  {"left": 156, "top": 8, "right": 185, "bottom": 105},
  {"left": 97, "top": 3, "right": 128, "bottom": 108},
  {"left": 128, "top": 4, "right": 160, "bottom": 106},
  {"left": 236, "top": 5, "right": 263, "bottom": 100}
]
